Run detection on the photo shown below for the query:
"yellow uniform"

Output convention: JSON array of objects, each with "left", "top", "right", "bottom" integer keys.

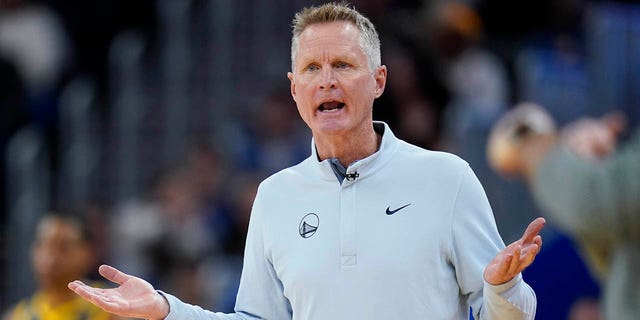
[{"left": 6, "top": 290, "right": 111, "bottom": 320}]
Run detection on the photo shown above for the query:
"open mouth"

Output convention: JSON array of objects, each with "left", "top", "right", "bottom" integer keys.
[{"left": 318, "top": 101, "right": 345, "bottom": 113}]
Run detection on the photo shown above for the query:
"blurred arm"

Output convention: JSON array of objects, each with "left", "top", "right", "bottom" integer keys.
[{"left": 531, "top": 130, "right": 640, "bottom": 237}]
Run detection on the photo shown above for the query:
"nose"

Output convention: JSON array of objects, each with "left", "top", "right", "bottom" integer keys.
[{"left": 318, "top": 68, "right": 337, "bottom": 90}]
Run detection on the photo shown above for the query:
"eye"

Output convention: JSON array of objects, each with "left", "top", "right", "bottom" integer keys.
[
  {"left": 335, "top": 62, "right": 350, "bottom": 69},
  {"left": 305, "top": 64, "right": 320, "bottom": 72}
]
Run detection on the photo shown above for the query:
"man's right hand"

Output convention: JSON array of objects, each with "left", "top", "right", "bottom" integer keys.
[
  {"left": 560, "top": 112, "right": 626, "bottom": 161},
  {"left": 68, "top": 265, "right": 170, "bottom": 320}
]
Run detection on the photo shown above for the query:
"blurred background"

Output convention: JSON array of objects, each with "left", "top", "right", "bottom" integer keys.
[{"left": 1, "top": 0, "right": 638, "bottom": 319}]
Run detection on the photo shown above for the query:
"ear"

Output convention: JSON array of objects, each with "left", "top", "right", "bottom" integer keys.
[
  {"left": 287, "top": 72, "right": 297, "bottom": 102},
  {"left": 373, "top": 65, "right": 387, "bottom": 99},
  {"left": 487, "top": 122, "right": 530, "bottom": 177}
]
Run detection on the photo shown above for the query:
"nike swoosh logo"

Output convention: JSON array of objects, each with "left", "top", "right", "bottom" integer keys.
[{"left": 386, "top": 203, "right": 411, "bottom": 215}]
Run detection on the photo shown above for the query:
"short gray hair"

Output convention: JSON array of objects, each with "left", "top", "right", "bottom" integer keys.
[{"left": 290, "top": 2, "right": 381, "bottom": 72}]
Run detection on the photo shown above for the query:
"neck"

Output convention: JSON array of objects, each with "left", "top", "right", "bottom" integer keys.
[{"left": 315, "top": 124, "right": 381, "bottom": 167}]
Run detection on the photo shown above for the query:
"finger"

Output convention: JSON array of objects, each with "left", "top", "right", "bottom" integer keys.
[
  {"left": 71, "top": 283, "right": 124, "bottom": 313},
  {"left": 496, "top": 250, "right": 513, "bottom": 277},
  {"left": 99, "top": 264, "right": 132, "bottom": 285},
  {"left": 68, "top": 280, "right": 94, "bottom": 294},
  {"left": 487, "top": 252, "right": 513, "bottom": 285},
  {"left": 68, "top": 280, "right": 82, "bottom": 292},
  {"left": 520, "top": 246, "right": 540, "bottom": 269},
  {"left": 507, "top": 246, "right": 522, "bottom": 276},
  {"left": 590, "top": 126, "right": 616, "bottom": 156},
  {"left": 68, "top": 280, "right": 130, "bottom": 316},
  {"left": 519, "top": 240, "right": 542, "bottom": 266},
  {"left": 520, "top": 234, "right": 542, "bottom": 254},
  {"left": 532, "top": 235, "right": 542, "bottom": 249},
  {"left": 601, "top": 111, "right": 627, "bottom": 135},
  {"left": 68, "top": 280, "right": 102, "bottom": 301},
  {"left": 521, "top": 217, "right": 545, "bottom": 244}
]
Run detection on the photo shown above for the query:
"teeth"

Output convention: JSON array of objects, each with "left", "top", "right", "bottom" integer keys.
[{"left": 319, "top": 102, "right": 344, "bottom": 112}]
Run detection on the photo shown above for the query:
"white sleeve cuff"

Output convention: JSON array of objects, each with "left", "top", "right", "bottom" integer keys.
[{"left": 482, "top": 274, "right": 537, "bottom": 320}]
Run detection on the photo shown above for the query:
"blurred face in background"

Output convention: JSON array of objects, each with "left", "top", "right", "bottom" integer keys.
[{"left": 31, "top": 216, "right": 93, "bottom": 290}]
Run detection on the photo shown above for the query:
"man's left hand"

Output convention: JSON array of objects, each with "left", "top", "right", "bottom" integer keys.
[{"left": 484, "top": 217, "right": 545, "bottom": 285}]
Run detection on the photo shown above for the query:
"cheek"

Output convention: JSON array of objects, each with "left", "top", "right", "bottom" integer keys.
[
  {"left": 346, "top": 80, "right": 375, "bottom": 105},
  {"left": 293, "top": 84, "right": 314, "bottom": 110},
  {"left": 295, "top": 103, "right": 312, "bottom": 126}
]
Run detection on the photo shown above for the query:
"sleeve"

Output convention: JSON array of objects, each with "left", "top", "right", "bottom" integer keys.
[
  {"left": 531, "top": 130, "right": 640, "bottom": 238},
  {"left": 160, "top": 291, "right": 250, "bottom": 320},
  {"left": 161, "top": 184, "right": 292, "bottom": 320},
  {"left": 450, "top": 164, "right": 536, "bottom": 320}
]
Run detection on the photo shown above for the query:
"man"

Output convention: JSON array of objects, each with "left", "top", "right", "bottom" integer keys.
[
  {"left": 3, "top": 212, "right": 113, "bottom": 320},
  {"left": 69, "top": 3, "right": 544, "bottom": 319},
  {"left": 487, "top": 102, "right": 639, "bottom": 320}
]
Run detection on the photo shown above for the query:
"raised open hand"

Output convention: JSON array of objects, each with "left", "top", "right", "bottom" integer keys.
[
  {"left": 561, "top": 112, "right": 626, "bottom": 161},
  {"left": 484, "top": 217, "right": 545, "bottom": 285},
  {"left": 68, "top": 265, "right": 169, "bottom": 320}
]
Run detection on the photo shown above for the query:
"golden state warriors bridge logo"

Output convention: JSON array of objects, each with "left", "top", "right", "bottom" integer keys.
[{"left": 299, "top": 213, "right": 319, "bottom": 238}]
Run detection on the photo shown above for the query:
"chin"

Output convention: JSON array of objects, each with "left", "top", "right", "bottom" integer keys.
[{"left": 311, "top": 120, "right": 352, "bottom": 136}]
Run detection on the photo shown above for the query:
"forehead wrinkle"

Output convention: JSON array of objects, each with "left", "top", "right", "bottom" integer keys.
[
  {"left": 294, "top": 21, "right": 365, "bottom": 69},
  {"left": 297, "top": 44, "right": 361, "bottom": 66}
]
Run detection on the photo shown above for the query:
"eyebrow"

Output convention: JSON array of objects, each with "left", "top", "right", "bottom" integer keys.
[{"left": 297, "top": 52, "right": 361, "bottom": 70}]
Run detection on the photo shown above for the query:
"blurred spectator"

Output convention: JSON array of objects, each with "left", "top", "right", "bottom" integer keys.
[
  {"left": 0, "top": 58, "right": 29, "bottom": 223},
  {"left": 423, "top": 0, "right": 509, "bottom": 153},
  {"left": 109, "top": 145, "right": 256, "bottom": 311},
  {"left": 0, "top": 0, "right": 70, "bottom": 90},
  {"left": 46, "top": 0, "right": 156, "bottom": 103},
  {"left": 0, "top": 57, "right": 28, "bottom": 143},
  {"left": 511, "top": 0, "right": 588, "bottom": 128},
  {"left": 251, "top": 88, "right": 310, "bottom": 175},
  {"left": 379, "top": 46, "right": 444, "bottom": 150},
  {"left": 108, "top": 165, "right": 219, "bottom": 308},
  {"left": 201, "top": 172, "right": 261, "bottom": 312},
  {"left": 487, "top": 102, "right": 639, "bottom": 320},
  {"left": 182, "top": 139, "right": 236, "bottom": 253},
  {"left": 184, "top": 139, "right": 225, "bottom": 207},
  {"left": 363, "top": 0, "right": 450, "bottom": 150},
  {"left": 0, "top": 0, "right": 71, "bottom": 128},
  {"left": 0, "top": 0, "right": 73, "bottom": 216},
  {"left": 233, "top": 87, "right": 311, "bottom": 176},
  {"left": 109, "top": 166, "right": 213, "bottom": 272},
  {"left": 1, "top": 212, "right": 114, "bottom": 320},
  {"left": 568, "top": 298, "right": 601, "bottom": 320}
]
